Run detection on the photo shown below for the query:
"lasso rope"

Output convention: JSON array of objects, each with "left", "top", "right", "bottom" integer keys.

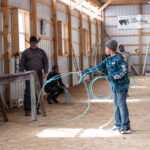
[{"left": 36, "top": 71, "right": 135, "bottom": 127}]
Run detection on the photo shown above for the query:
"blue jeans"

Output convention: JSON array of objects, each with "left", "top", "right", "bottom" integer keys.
[
  {"left": 113, "top": 89, "right": 130, "bottom": 129},
  {"left": 24, "top": 71, "right": 43, "bottom": 112}
]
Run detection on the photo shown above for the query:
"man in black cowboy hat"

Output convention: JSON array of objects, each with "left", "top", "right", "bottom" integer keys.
[{"left": 20, "top": 36, "right": 49, "bottom": 116}]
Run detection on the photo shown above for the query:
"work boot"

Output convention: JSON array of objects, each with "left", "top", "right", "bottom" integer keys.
[
  {"left": 53, "top": 98, "right": 59, "bottom": 103},
  {"left": 47, "top": 95, "right": 53, "bottom": 104},
  {"left": 37, "top": 110, "right": 41, "bottom": 115},
  {"left": 25, "top": 111, "right": 30, "bottom": 116}
]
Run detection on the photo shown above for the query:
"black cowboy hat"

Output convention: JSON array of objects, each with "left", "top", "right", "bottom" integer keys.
[{"left": 26, "top": 36, "right": 41, "bottom": 44}]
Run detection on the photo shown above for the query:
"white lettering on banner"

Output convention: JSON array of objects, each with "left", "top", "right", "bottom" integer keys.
[{"left": 118, "top": 15, "right": 150, "bottom": 29}]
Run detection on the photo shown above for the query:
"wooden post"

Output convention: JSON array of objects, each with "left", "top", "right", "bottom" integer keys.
[
  {"left": 30, "top": 73, "right": 37, "bottom": 121},
  {"left": 25, "top": 11, "right": 30, "bottom": 48},
  {"left": 2, "top": 0, "right": 10, "bottom": 105},
  {"left": 12, "top": 8, "right": 19, "bottom": 55},
  {"left": 88, "top": 15, "right": 92, "bottom": 79},
  {"left": 68, "top": 0, "right": 73, "bottom": 87},
  {"left": 0, "top": 92, "right": 8, "bottom": 122},
  {"left": 101, "top": 10, "right": 105, "bottom": 60},
  {"left": 31, "top": 0, "right": 38, "bottom": 37},
  {"left": 79, "top": 10, "right": 83, "bottom": 70},
  {"left": 139, "top": 4, "right": 142, "bottom": 75},
  {"left": 52, "top": 0, "right": 58, "bottom": 65},
  {"left": 96, "top": 19, "right": 100, "bottom": 64},
  {"left": 99, "top": 0, "right": 114, "bottom": 12},
  {"left": 34, "top": 72, "right": 46, "bottom": 117}
]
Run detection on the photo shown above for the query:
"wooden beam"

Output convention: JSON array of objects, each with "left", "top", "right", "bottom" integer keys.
[
  {"left": 71, "top": 13, "right": 79, "bottom": 18},
  {"left": 111, "top": 34, "right": 139, "bottom": 37},
  {"left": 37, "top": 17, "right": 53, "bottom": 24},
  {"left": 72, "top": 41, "right": 80, "bottom": 44},
  {"left": 79, "top": 10, "right": 83, "bottom": 70},
  {"left": 56, "top": 6, "right": 67, "bottom": 14},
  {"left": 139, "top": 4, "right": 142, "bottom": 75},
  {"left": 52, "top": 0, "right": 58, "bottom": 65},
  {"left": 2, "top": 0, "right": 10, "bottom": 104},
  {"left": 96, "top": 19, "right": 100, "bottom": 64},
  {"left": 71, "top": 0, "right": 83, "bottom": 10},
  {"left": 99, "top": 0, "right": 114, "bottom": 12},
  {"left": 68, "top": 0, "right": 73, "bottom": 87},
  {"left": 101, "top": 10, "right": 105, "bottom": 60},
  {"left": 31, "top": 0, "right": 38, "bottom": 37},
  {"left": 0, "top": 55, "right": 4, "bottom": 59},
  {"left": 89, "top": 15, "right": 92, "bottom": 79},
  {"left": 38, "top": 36, "right": 53, "bottom": 41},
  {"left": 12, "top": 8, "right": 19, "bottom": 55},
  {"left": 72, "top": 27, "right": 80, "bottom": 31},
  {"left": 37, "top": 0, "right": 52, "bottom": 7},
  {"left": 25, "top": 11, "right": 30, "bottom": 48},
  {"left": 104, "top": 25, "right": 117, "bottom": 28}
]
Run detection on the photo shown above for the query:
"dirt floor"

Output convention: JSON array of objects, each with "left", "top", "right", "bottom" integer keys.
[{"left": 0, "top": 76, "right": 150, "bottom": 150}]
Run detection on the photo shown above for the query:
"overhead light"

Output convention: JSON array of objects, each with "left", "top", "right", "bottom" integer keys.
[{"left": 148, "top": 1, "right": 150, "bottom": 3}]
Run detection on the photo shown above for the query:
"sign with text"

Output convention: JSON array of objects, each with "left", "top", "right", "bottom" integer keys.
[{"left": 118, "top": 15, "right": 150, "bottom": 29}]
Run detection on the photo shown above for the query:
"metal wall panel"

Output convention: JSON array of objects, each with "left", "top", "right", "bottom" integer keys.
[
  {"left": 48, "top": 57, "right": 54, "bottom": 72},
  {"left": 71, "top": 9, "right": 79, "bottom": 16},
  {"left": 72, "top": 16, "right": 80, "bottom": 28},
  {"left": 72, "top": 56, "right": 80, "bottom": 71},
  {"left": 44, "top": 0, "right": 52, "bottom": 3},
  {"left": 92, "top": 35, "right": 96, "bottom": 44},
  {"left": 91, "top": 23, "right": 96, "bottom": 34},
  {"left": 57, "top": 10, "right": 68, "bottom": 22},
  {"left": 8, "top": 0, "right": 31, "bottom": 11},
  {"left": 56, "top": 2, "right": 67, "bottom": 10},
  {"left": 58, "top": 57, "right": 68, "bottom": 71},
  {"left": 0, "top": 11, "right": 3, "bottom": 31},
  {"left": 37, "top": 21, "right": 53, "bottom": 37},
  {"left": 37, "top": 2, "right": 52, "bottom": 20},
  {"left": 105, "top": 27, "right": 139, "bottom": 35},
  {"left": 142, "top": 4, "right": 150, "bottom": 15},
  {"left": 82, "top": 20, "right": 89, "bottom": 29},
  {"left": 72, "top": 30, "right": 80, "bottom": 42},
  {"left": 111, "top": 36, "right": 139, "bottom": 45},
  {"left": 105, "top": 5, "right": 139, "bottom": 16},
  {"left": 130, "top": 55, "right": 139, "bottom": 65},
  {"left": 72, "top": 43, "right": 80, "bottom": 55},
  {"left": 38, "top": 40, "right": 54, "bottom": 55},
  {"left": 0, "top": 35, "right": 3, "bottom": 55},
  {"left": 84, "top": 56, "right": 89, "bottom": 68}
]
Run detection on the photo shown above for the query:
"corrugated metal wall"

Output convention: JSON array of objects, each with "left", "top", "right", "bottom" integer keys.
[
  {"left": 71, "top": 9, "right": 80, "bottom": 85},
  {"left": 0, "top": 0, "right": 101, "bottom": 101},
  {"left": 105, "top": 4, "right": 150, "bottom": 73}
]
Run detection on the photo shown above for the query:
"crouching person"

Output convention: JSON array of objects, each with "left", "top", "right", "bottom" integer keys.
[{"left": 45, "top": 65, "right": 65, "bottom": 104}]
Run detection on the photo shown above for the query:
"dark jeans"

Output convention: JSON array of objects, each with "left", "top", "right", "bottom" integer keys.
[
  {"left": 24, "top": 71, "right": 43, "bottom": 112},
  {"left": 45, "top": 86, "right": 64, "bottom": 100}
]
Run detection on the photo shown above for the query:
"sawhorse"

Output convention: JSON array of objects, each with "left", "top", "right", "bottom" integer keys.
[{"left": 0, "top": 71, "right": 46, "bottom": 121}]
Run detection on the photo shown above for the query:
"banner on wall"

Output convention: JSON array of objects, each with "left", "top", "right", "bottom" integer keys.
[{"left": 118, "top": 15, "right": 150, "bottom": 29}]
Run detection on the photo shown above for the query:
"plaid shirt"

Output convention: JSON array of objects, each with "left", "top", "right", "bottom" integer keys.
[
  {"left": 82, "top": 53, "right": 130, "bottom": 91},
  {"left": 20, "top": 47, "right": 49, "bottom": 73}
]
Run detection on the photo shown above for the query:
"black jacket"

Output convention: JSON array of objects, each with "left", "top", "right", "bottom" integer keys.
[
  {"left": 45, "top": 72, "right": 65, "bottom": 88},
  {"left": 20, "top": 47, "right": 49, "bottom": 73}
]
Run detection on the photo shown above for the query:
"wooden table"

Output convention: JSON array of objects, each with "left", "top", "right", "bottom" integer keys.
[{"left": 0, "top": 71, "right": 39, "bottom": 121}]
